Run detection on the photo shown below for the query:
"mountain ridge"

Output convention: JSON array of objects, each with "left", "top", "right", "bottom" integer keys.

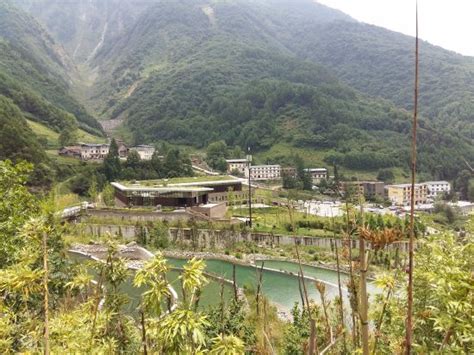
[{"left": 7, "top": 0, "right": 474, "bottom": 180}]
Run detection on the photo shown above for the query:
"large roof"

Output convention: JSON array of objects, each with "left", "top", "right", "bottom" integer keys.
[
  {"left": 111, "top": 182, "right": 213, "bottom": 193},
  {"left": 116, "top": 175, "right": 241, "bottom": 189}
]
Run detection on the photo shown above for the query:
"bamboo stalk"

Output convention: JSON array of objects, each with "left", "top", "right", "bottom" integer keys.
[
  {"left": 358, "top": 197, "right": 369, "bottom": 355},
  {"left": 331, "top": 214, "right": 346, "bottom": 352},
  {"left": 43, "top": 232, "right": 50, "bottom": 355},
  {"left": 90, "top": 269, "right": 105, "bottom": 349},
  {"left": 288, "top": 198, "right": 319, "bottom": 354},
  {"left": 256, "top": 261, "right": 264, "bottom": 317},
  {"left": 297, "top": 271, "right": 306, "bottom": 309},
  {"left": 372, "top": 284, "right": 394, "bottom": 355},
  {"left": 233, "top": 263, "right": 238, "bottom": 301},
  {"left": 141, "top": 308, "right": 148, "bottom": 355},
  {"left": 406, "top": 2, "right": 419, "bottom": 354},
  {"left": 344, "top": 199, "right": 358, "bottom": 346}
]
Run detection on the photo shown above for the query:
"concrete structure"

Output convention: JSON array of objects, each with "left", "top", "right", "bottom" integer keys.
[
  {"left": 305, "top": 168, "right": 328, "bottom": 181},
  {"left": 246, "top": 165, "right": 281, "bottom": 180},
  {"left": 130, "top": 145, "right": 155, "bottom": 160},
  {"left": 386, "top": 183, "right": 428, "bottom": 206},
  {"left": 58, "top": 146, "right": 81, "bottom": 158},
  {"left": 342, "top": 181, "right": 385, "bottom": 200},
  {"left": 79, "top": 143, "right": 110, "bottom": 160},
  {"left": 191, "top": 203, "right": 227, "bottom": 219},
  {"left": 424, "top": 181, "right": 451, "bottom": 200},
  {"left": 111, "top": 176, "right": 247, "bottom": 208},
  {"left": 226, "top": 159, "right": 249, "bottom": 175},
  {"left": 116, "top": 141, "right": 129, "bottom": 158}
]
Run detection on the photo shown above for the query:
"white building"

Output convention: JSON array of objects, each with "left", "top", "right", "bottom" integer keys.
[
  {"left": 130, "top": 145, "right": 155, "bottom": 160},
  {"left": 246, "top": 164, "right": 281, "bottom": 180},
  {"left": 305, "top": 168, "right": 328, "bottom": 181},
  {"left": 80, "top": 143, "right": 109, "bottom": 160},
  {"left": 424, "top": 181, "right": 451, "bottom": 200},
  {"left": 226, "top": 159, "right": 249, "bottom": 175}
]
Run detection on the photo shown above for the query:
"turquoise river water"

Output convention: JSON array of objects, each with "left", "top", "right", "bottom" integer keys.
[
  {"left": 166, "top": 258, "right": 379, "bottom": 311},
  {"left": 70, "top": 253, "right": 378, "bottom": 314}
]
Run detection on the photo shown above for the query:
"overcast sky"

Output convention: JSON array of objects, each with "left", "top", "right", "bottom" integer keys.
[{"left": 317, "top": 0, "right": 474, "bottom": 57}]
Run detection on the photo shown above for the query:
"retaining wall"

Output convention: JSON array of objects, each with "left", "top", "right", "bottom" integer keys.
[
  {"left": 82, "top": 208, "right": 206, "bottom": 222},
  {"left": 81, "top": 223, "right": 411, "bottom": 252}
]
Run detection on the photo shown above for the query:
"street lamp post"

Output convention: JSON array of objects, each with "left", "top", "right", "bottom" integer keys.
[{"left": 246, "top": 151, "right": 252, "bottom": 228}]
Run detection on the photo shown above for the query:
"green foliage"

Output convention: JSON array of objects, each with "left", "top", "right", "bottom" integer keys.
[
  {"left": 455, "top": 169, "right": 473, "bottom": 201},
  {"left": 0, "top": 96, "right": 53, "bottom": 185},
  {"left": 205, "top": 299, "right": 256, "bottom": 348},
  {"left": 372, "top": 234, "right": 474, "bottom": 353},
  {"left": 102, "top": 184, "right": 115, "bottom": 206},
  {"left": 0, "top": 160, "right": 38, "bottom": 265},
  {"left": 103, "top": 138, "right": 122, "bottom": 181},
  {"left": 377, "top": 168, "right": 395, "bottom": 183}
]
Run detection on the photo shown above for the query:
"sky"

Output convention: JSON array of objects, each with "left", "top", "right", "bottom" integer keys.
[{"left": 317, "top": 0, "right": 474, "bottom": 57}]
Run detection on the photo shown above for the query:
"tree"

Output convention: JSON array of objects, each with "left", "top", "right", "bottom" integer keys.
[
  {"left": 102, "top": 184, "right": 115, "bottom": 207},
  {"left": 295, "top": 155, "right": 312, "bottom": 190},
  {"left": 163, "top": 149, "right": 193, "bottom": 177},
  {"left": 151, "top": 151, "right": 163, "bottom": 176},
  {"left": 377, "top": 168, "right": 395, "bottom": 183},
  {"left": 126, "top": 150, "right": 141, "bottom": 169},
  {"left": 87, "top": 174, "right": 98, "bottom": 203},
  {"left": 58, "top": 117, "right": 79, "bottom": 147},
  {"left": 103, "top": 139, "right": 121, "bottom": 181},
  {"left": 455, "top": 169, "right": 471, "bottom": 200},
  {"left": 206, "top": 141, "right": 228, "bottom": 171}
]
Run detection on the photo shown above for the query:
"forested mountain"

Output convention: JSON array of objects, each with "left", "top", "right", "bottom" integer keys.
[
  {"left": 10, "top": 0, "right": 474, "bottom": 179},
  {"left": 18, "top": 0, "right": 151, "bottom": 64},
  {"left": 0, "top": 0, "right": 102, "bottom": 135}
]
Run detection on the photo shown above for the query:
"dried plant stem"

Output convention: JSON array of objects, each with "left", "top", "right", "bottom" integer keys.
[{"left": 406, "top": 2, "right": 419, "bottom": 354}]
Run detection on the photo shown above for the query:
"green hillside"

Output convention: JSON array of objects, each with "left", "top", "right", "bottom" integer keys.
[
  {"left": 11, "top": 0, "right": 474, "bottom": 181},
  {"left": 84, "top": 0, "right": 472, "bottom": 179},
  {"left": 0, "top": 0, "right": 102, "bottom": 135},
  {"left": 26, "top": 119, "right": 106, "bottom": 149}
]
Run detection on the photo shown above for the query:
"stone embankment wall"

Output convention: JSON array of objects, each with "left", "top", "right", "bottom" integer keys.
[
  {"left": 82, "top": 224, "right": 411, "bottom": 252},
  {"left": 82, "top": 208, "right": 207, "bottom": 222}
]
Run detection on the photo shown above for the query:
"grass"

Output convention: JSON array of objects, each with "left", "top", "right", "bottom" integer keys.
[
  {"left": 121, "top": 175, "right": 238, "bottom": 186},
  {"left": 46, "top": 150, "right": 83, "bottom": 165},
  {"left": 232, "top": 206, "right": 337, "bottom": 237},
  {"left": 27, "top": 119, "right": 106, "bottom": 149}
]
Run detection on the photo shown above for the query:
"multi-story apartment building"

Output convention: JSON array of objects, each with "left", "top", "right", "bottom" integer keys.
[
  {"left": 341, "top": 181, "right": 385, "bottom": 199},
  {"left": 226, "top": 159, "right": 249, "bottom": 175},
  {"left": 424, "top": 181, "right": 451, "bottom": 200},
  {"left": 305, "top": 168, "right": 328, "bottom": 181},
  {"left": 130, "top": 145, "right": 155, "bottom": 160},
  {"left": 80, "top": 143, "right": 110, "bottom": 160},
  {"left": 386, "top": 183, "right": 428, "bottom": 206},
  {"left": 246, "top": 165, "right": 281, "bottom": 180}
]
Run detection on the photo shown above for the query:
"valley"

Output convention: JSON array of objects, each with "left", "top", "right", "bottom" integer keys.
[{"left": 0, "top": 0, "right": 473, "bottom": 353}]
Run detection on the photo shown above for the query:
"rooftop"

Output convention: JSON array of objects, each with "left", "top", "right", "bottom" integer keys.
[
  {"left": 226, "top": 159, "right": 248, "bottom": 163},
  {"left": 79, "top": 142, "right": 109, "bottom": 147},
  {"left": 251, "top": 164, "right": 281, "bottom": 168},
  {"left": 305, "top": 168, "right": 328, "bottom": 172},
  {"left": 423, "top": 180, "right": 450, "bottom": 185},
  {"left": 131, "top": 145, "right": 155, "bottom": 149},
  {"left": 117, "top": 175, "right": 240, "bottom": 188},
  {"left": 387, "top": 183, "right": 426, "bottom": 188},
  {"left": 111, "top": 182, "right": 213, "bottom": 193}
]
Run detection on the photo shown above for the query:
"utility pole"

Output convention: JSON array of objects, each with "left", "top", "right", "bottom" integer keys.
[{"left": 247, "top": 148, "right": 252, "bottom": 228}]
